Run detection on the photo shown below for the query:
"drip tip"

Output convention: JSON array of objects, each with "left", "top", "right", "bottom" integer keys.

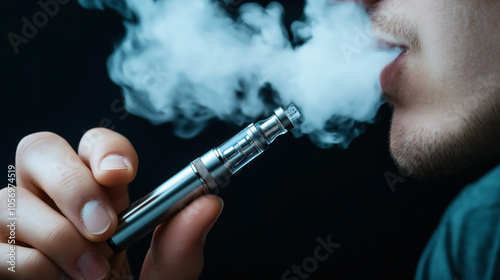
[{"left": 285, "top": 104, "right": 301, "bottom": 125}]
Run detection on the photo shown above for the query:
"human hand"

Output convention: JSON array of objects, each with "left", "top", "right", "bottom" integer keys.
[{"left": 1, "top": 128, "right": 223, "bottom": 279}]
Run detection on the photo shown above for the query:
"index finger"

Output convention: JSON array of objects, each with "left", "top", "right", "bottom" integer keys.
[
  {"left": 78, "top": 128, "right": 139, "bottom": 213},
  {"left": 16, "top": 132, "right": 117, "bottom": 242}
]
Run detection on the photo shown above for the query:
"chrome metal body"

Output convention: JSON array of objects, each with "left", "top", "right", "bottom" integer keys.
[{"left": 107, "top": 105, "right": 300, "bottom": 252}]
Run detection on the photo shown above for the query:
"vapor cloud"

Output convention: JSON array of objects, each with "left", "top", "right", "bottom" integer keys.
[{"left": 79, "top": 0, "right": 400, "bottom": 148}]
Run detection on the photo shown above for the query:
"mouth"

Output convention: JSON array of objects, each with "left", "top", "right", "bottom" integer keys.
[
  {"left": 379, "top": 40, "right": 407, "bottom": 103},
  {"left": 368, "top": 4, "right": 416, "bottom": 103}
]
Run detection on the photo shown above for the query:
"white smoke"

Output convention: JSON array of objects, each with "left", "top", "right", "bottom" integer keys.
[{"left": 78, "top": 0, "right": 400, "bottom": 148}]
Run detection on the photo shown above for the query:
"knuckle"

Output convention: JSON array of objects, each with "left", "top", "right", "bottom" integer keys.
[
  {"left": 16, "top": 132, "right": 62, "bottom": 162},
  {"left": 0, "top": 187, "right": 26, "bottom": 227},
  {"left": 0, "top": 187, "right": 9, "bottom": 206},
  {"left": 16, "top": 132, "right": 84, "bottom": 187},
  {"left": 0, "top": 187, "right": 24, "bottom": 223},
  {"left": 52, "top": 164, "right": 88, "bottom": 190},
  {"left": 43, "top": 219, "right": 76, "bottom": 246},
  {"left": 0, "top": 188, "right": 9, "bottom": 224},
  {"left": 21, "top": 249, "right": 54, "bottom": 273}
]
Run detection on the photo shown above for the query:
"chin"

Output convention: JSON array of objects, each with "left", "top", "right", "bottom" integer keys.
[
  {"left": 388, "top": 106, "right": 500, "bottom": 180},
  {"left": 389, "top": 129, "right": 465, "bottom": 180}
]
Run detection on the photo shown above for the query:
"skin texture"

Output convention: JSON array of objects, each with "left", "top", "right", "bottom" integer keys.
[
  {"left": 368, "top": 0, "right": 500, "bottom": 178},
  {"left": 0, "top": 128, "right": 223, "bottom": 279}
]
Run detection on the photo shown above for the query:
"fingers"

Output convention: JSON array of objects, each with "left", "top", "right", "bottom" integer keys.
[
  {"left": 140, "top": 195, "right": 224, "bottom": 280},
  {"left": 9, "top": 129, "right": 137, "bottom": 279},
  {"left": 78, "top": 128, "right": 138, "bottom": 213},
  {"left": 0, "top": 244, "right": 62, "bottom": 279},
  {"left": 0, "top": 187, "right": 110, "bottom": 280},
  {"left": 78, "top": 128, "right": 138, "bottom": 187},
  {"left": 16, "top": 132, "right": 117, "bottom": 241}
]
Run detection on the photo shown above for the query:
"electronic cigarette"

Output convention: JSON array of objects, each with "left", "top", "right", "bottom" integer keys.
[{"left": 107, "top": 104, "right": 301, "bottom": 252}]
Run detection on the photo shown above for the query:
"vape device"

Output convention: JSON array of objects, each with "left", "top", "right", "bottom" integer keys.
[{"left": 107, "top": 104, "right": 301, "bottom": 252}]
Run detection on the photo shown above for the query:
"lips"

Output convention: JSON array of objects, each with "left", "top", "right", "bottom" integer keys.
[
  {"left": 380, "top": 49, "right": 407, "bottom": 96},
  {"left": 367, "top": 2, "right": 412, "bottom": 100}
]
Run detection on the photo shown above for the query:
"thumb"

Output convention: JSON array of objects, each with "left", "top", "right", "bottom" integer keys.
[{"left": 140, "top": 195, "right": 224, "bottom": 280}]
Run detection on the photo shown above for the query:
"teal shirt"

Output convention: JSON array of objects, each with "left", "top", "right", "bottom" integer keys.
[{"left": 416, "top": 165, "right": 500, "bottom": 280}]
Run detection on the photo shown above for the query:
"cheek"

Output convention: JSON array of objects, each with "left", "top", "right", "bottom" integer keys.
[
  {"left": 416, "top": 0, "right": 500, "bottom": 99},
  {"left": 392, "top": 0, "right": 500, "bottom": 130}
]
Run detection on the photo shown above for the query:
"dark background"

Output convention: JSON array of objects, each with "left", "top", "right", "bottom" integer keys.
[{"left": 1, "top": 0, "right": 496, "bottom": 279}]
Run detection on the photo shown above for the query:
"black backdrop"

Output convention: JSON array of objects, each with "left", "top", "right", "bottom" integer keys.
[{"left": 1, "top": 0, "right": 496, "bottom": 279}]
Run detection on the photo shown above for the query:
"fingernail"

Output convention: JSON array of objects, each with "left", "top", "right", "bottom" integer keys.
[
  {"left": 78, "top": 252, "right": 109, "bottom": 280},
  {"left": 99, "top": 155, "right": 129, "bottom": 171},
  {"left": 81, "top": 200, "right": 112, "bottom": 235}
]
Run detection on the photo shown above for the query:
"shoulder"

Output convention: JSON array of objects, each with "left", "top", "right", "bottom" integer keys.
[
  {"left": 450, "top": 164, "right": 500, "bottom": 213},
  {"left": 415, "top": 164, "right": 500, "bottom": 280}
]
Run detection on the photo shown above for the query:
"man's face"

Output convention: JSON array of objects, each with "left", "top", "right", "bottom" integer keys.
[{"left": 368, "top": 0, "right": 500, "bottom": 178}]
